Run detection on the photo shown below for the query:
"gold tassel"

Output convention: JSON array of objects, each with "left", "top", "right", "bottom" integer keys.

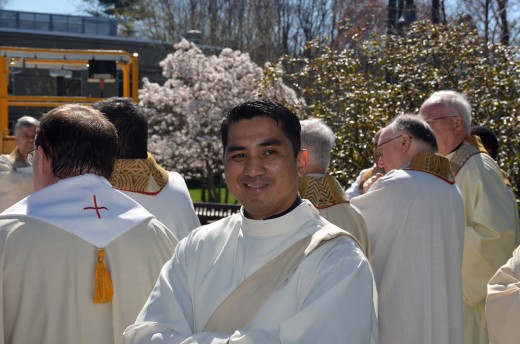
[{"left": 93, "top": 248, "right": 113, "bottom": 304}]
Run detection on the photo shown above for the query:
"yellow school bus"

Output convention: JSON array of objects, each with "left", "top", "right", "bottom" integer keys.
[{"left": 0, "top": 46, "right": 139, "bottom": 153}]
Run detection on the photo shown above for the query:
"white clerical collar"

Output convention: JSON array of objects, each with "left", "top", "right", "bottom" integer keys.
[
  {"left": 2, "top": 174, "right": 152, "bottom": 247},
  {"left": 240, "top": 199, "right": 320, "bottom": 237}
]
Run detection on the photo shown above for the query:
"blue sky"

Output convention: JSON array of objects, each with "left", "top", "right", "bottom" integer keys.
[{"left": 4, "top": 0, "right": 86, "bottom": 15}]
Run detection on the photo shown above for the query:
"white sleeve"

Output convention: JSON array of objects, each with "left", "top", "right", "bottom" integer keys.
[
  {"left": 123, "top": 240, "right": 230, "bottom": 344},
  {"left": 486, "top": 246, "right": 520, "bottom": 344},
  {"left": 345, "top": 169, "right": 366, "bottom": 199}
]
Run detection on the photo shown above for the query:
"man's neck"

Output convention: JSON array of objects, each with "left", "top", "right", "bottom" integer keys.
[
  {"left": 449, "top": 137, "right": 468, "bottom": 154},
  {"left": 265, "top": 196, "right": 302, "bottom": 220},
  {"left": 244, "top": 196, "right": 302, "bottom": 220}
]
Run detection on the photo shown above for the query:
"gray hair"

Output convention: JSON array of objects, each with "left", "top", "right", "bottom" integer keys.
[
  {"left": 392, "top": 114, "right": 438, "bottom": 151},
  {"left": 421, "top": 90, "right": 472, "bottom": 131},
  {"left": 14, "top": 116, "right": 39, "bottom": 135},
  {"left": 300, "top": 118, "right": 335, "bottom": 169}
]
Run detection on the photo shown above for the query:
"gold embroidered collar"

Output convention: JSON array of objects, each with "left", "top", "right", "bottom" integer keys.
[
  {"left": 109, "top": 153, "right": 169, "bottom": 195},
  {"left": 298, "top": 175, "right": 349, "bottom": 209},
  {"left": 404, "top": 152, "right": 455, "bottom": 184},
  {"left": 449, "top": 135, "right": 488, "bottom": 177}
]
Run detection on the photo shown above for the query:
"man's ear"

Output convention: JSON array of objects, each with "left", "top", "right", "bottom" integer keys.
[
  {"left": 36, "top": 146, "right": 52, "bottom": 175},
  {"left": 401, "top": 134, "right": 412, "bottom": 152},
  {"left": 453, "top": 116, "right": 465, "bottom": 133},
  {"left": 297, "top": 149, "right": 308, "bottom": 177}
]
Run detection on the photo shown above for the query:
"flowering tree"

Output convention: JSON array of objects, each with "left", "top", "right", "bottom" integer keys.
[{"left": 140, "top": 39, "right": 301, "bottom": 202}]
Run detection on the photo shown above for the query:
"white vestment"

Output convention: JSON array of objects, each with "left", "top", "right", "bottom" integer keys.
[
  {"left": 0, "top": 174, "right": 178, "bottom": 344},
  {"left": 299, "top": 174, "right": 370, "bottom": 256},
  {"left": 110, "top": 155, "right": 201, "bottom": 240},
  {"left": 447, "top": 138, "right": 519, "bottom": 344},
  {"left": 346, "top": 168, "right": 367, "bottom": 199},
  {"left": 0, "top": 154, "right": 33, "bottom": 212},
  {"left": 486, "top": 245, "right": 520, "bottom": 344},
  {"left": 352, "top": 167, "right": 465, "bottom": 344},
  {"left": 124, "top": 200, "right": 379, "bottom": 344},
  {"left": 119, "top": 172, "right": 200, "bottom": 240}
]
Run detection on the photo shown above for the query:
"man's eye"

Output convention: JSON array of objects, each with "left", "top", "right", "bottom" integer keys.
[
  {"left": 230, "top": 153, "right": 246, "bottom": 160},
  {"left": 265, "top": 149, "right": 277, "bottom": 156}
]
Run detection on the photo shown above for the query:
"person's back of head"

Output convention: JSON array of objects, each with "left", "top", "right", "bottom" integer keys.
[
  {"left": 300, "top": 118, "right": 335, "bottom": 173},
  {"left": 221, "top": 99, "right": 301, "bottom": 156},
  {"left": 35, "top": 104, "right": 118, "bottom": 180},
  {"left": 93, "top": 97, "right": 148, "bottom": 159},
  {"left": 378, "top": 114, "right": 438, "bottom": 173},
  {"left": 470, "top": 125, "right": 499, "bottom": 160},
  {"left": 393, "top": 114, "right": 438, "bottom": 152}
]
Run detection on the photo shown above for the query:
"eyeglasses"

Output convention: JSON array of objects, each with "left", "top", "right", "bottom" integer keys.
[
  {"left": 26, "top": 148, "right": 37, "bottom": 165},
  {"left": 376, "top": 134, "right": 412, "bottom": 156},
  {"left": 424, "top": 115, "right": 458, "bottom": 124},
  {"left": 377, "top": 134, "right": 404, "bottom": 149}
]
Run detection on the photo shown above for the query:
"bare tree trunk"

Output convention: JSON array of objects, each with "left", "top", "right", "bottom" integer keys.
[
  {"left": 208, "top": 0, "right": 218, "bottom": 45},
  {"left": 440, "top": 0, "right": 447, "bottom": 24},
  {"left": 432, "top": 0, "right": 440, "bottom": 23},
  {"left": 496, "top": 0, "right": 510, "bottom": 45},
  {"left": 485, "top": 0, "right": 490, "bottom": 45},
  {"left": 388, "top": 0, "right": 398, "bottom": 33}
]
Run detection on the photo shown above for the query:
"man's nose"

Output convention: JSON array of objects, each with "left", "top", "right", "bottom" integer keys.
[{"left": 243, "top": 157, "right": 266, "bottom": 177}]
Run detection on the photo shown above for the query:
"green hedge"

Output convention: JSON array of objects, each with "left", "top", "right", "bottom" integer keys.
[{"left": 261, "top": 20, "right": 519, "bottom": 212}]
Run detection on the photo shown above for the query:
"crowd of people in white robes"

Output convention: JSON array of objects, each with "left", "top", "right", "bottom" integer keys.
[{"left": 0, "top": 92, "right": 518, "bottom": 344}]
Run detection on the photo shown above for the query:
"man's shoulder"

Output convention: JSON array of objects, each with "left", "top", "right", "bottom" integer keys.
[
  {"left": 457, "top": 151, "right": 502, "bottom": 178},
  {"left": 369, "top": 169, "right": 456, "bottom": 199},
  {"left": 0, "top": 215, "right": 57, "bottom": 245},
  {"left": 449, "top": 138, "right": 488, "bottom": 176},
  {"left": 184, "top": 212, "right": 240, "bottom": 241},
  {"left": 0, "top": 154, "right": 13, "bottom": 171},
  {"left": 305, "top": 222, "right": 368, "bottom": 266},
  {"left": 373, "top": 169, "right": 412, "bottom": 187}
]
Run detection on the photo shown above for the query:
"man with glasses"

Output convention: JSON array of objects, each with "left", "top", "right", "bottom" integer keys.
[
  {"left": 420, "top": 90, "right": 518, "bottom": 344},
  {"left": 352, "top": 114, "right": 465, "bottom": 344},
  {"left": 0, "top": 116, "right": 39, "bottom": 211},
  {"left": 0, "top": 104, "right": 177, "bottom": 344}
]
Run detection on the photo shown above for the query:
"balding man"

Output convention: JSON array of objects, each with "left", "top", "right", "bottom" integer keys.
[{"left": 352, "top": 114, "right": 465, "bottom": 344}]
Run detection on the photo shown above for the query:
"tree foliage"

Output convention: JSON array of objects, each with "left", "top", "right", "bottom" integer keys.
[
  {"left": 83, "top": 0, "right": 147, "bottom": 36},
  {"left": 140, "top": 39, "right": 301, "bottom": 202},
  {"left": 263, "top": 20, "right": 520, "bottom": 204}
]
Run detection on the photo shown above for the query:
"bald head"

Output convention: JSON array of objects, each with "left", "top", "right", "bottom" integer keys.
[{"left": 377, "top": 114, "right": 437, "bottom": 173}]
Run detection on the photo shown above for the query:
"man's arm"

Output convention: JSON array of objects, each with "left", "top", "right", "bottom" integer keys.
[
  {"left": 486, "top": 245, "right": 520, "bottom": 344},
  {"left": 457, "top": 155, "right": 518, "bottom": 307}
]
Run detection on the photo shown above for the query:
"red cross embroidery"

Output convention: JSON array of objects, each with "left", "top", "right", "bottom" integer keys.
[{"left": 83, "top": 195, "right": 108, "bottom": 219}]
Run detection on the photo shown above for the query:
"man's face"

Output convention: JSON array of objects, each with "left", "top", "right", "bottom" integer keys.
[
  {"left": 419, "top": 103, "right": 461, "bottom": 155},
  {"left": 377, "top": 127, "right": 406, "bottom": 173},
  {"left": 223, "top": 116, "right": 305, "bottom": 220},
  {"left": 15, "top": 126, "right": 37, "bottom": 157}
]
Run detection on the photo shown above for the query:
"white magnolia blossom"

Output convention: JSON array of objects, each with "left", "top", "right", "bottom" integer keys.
[{"left": 140, "top": 39, "right": 304, "bottom": 195}]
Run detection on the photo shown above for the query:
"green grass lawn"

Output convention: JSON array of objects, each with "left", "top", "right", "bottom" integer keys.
[{"left": 189, "top": 187, "right": 237, "bottom": 204}]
